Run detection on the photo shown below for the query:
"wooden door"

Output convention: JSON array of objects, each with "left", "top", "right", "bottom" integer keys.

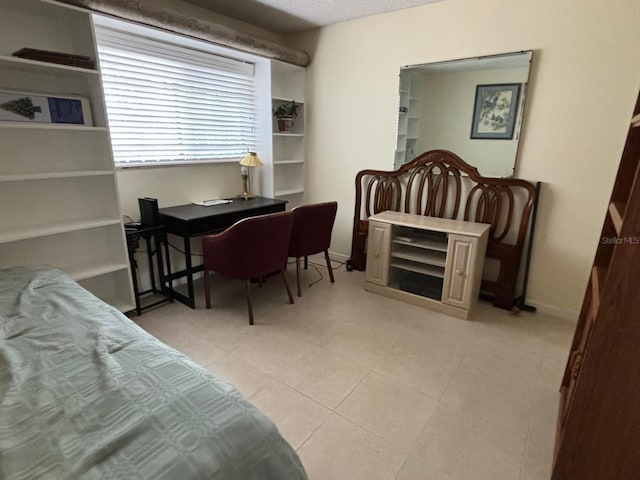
[{"left": 442, "top": 234, "right": 477, "bottom": 309}]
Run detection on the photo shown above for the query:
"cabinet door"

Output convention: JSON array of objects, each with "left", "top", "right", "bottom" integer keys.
[
  {"left": 442, "top": 234, "right": 477, "bottom": 309},
  {"left": 365, "top": 221, "right": 391, "bottom": 286}
]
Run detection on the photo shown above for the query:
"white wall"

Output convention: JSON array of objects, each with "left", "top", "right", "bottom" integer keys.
[
  {"left": 418, "top": 66, "right": 530, "bottom": 177},
  {"left": 290, "top": 0, "right": 640, "bottom": 315}
]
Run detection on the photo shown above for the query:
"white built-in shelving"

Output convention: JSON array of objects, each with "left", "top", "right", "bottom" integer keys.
[
  {"left": 395, "top": 70, "right": 423, "bottom": 169},
  {"left": 257, "top": 60, "right": 306, "bottom": 207},
  {"left": 0, "top": 0, "right": 134, "bottom": 312}
]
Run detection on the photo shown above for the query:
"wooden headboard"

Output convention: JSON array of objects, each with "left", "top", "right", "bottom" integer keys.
[{"left": 347, "top": 150, "right": 536, "bottom": 309}]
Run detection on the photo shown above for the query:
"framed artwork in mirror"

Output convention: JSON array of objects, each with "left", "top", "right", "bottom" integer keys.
[{"left": 470, "top": 83, "right": 521, "bottom": 140}]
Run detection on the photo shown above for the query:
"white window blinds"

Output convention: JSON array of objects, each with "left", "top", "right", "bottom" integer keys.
[{"left": 95, "top": 26, "right": 256, "bottom": 166}]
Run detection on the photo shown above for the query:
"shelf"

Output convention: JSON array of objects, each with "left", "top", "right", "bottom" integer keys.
[
  {"left": 0, "top": 170, "right": 113, "bottom": 182},
  {"left": 68, "top": 261, "right": 129, "bottom": 281},
  {"left": 0, "top": 122, "right": 107, "bottom": 131},
  {"left": 393, "top": 237, "right": 448, "bottom": 252},
  {"left": 0, "top": 218, "right": 121, "bottom": 244},
  {"left": 273, "top": 159, "right": 305, "bottom": 165},
  {"left": 273, "top": 133, "right": 304, "bottom": 137},
  {"left": 390, "top": 259, "right": 445, "bottom": 278},
  {"left": 272, "top": 96, "right": 304, "bottom": 104},
  {"left": 608, "top": 201, "right": 624, "bottom": 235},
  {"left": 632, "top": 113, "right": 640, "bottom": 128},
  {"left": 0, "top": 55, "right": 98, "bottom": 76},
  {"left": 391, "top": 246, "right": 447, "bottom": 267},
  {"left": 275, "top": 188, "right": 304, "bottom": 196}
]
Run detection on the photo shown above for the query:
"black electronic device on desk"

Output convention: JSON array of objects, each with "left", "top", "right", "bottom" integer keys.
[{"left": 139, "top": 197, "right": 160, "bottom": 227}]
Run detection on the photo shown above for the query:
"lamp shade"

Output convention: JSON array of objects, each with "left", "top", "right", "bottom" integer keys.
[{"left": 239, "top": 151, "right": 263, "bottom": 167}]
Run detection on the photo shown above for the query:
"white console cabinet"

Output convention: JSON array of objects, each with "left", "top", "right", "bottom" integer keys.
[{"left": 364, "top": 211, "right": 490, "bottom": 319}]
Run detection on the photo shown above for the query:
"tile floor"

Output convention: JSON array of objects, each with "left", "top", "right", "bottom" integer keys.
[{"left": 134, "top": 257, "right": 576, "bottom": 480}]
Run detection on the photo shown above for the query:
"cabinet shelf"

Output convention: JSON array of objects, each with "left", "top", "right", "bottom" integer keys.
[
  {"left": 390, "top": 259, "right": 445, "bottom": 278},
  {"left": 391, "top": 245, "right": 446, "bottom": 267},
  {"left": 0, "top": 218, "right": 121, "bottom": 244},
  {"left": 393, "top": 237, "right": 448, "bottom": 252},
  {"left": 0, "top": 170, "right": 113, "bottom": 182}
]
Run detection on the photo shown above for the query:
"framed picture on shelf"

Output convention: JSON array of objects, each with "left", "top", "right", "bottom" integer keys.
[
  {"left": 470, "top": 83, "right": 521, "bottom": 139},
  {"left": 0, "top": 90, "right": 92, "bottom": 126}
]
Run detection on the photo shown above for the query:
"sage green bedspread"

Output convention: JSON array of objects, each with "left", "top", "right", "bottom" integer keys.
[{"left": 0, "top": 266, "right": 307, "bottom": 480}]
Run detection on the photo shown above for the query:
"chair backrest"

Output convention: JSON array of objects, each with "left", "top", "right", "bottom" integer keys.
[
  {"left": 288, "top": 201, "right": 338, "bottom": 258},
  {"left": 203, "top": 211, "right": 294, "bottom": 279}
]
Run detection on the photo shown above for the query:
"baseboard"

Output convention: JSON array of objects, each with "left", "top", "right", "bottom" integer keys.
[
  {"left": 526, "top": 299, "right": 579, "bottom": 322},
  {"left": 328, "top": 250, "right": 350, "bottom": 263}
]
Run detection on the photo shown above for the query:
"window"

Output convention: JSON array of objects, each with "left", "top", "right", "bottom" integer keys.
[{"left": 95, "top": 25, "right": 256, "bottom": 167}]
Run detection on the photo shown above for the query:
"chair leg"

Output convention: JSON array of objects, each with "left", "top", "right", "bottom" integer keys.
[
  {"left": 324, "top": 250, "right": 335, "bottom": 283},
  {"left": 304, "top": 256, "right": 308, "bottom": 270},
  {"left": 295, "top": 257, "right": 302, "bottom": 297},
  {"left": 244, "top": 279, "right": 254, "bottom": 325},
  {"left": 281, "top": 270, "right": 294, "bottom": 304},
  {"left": 204, "top": 269, "right": 211, "bottom": 309}
]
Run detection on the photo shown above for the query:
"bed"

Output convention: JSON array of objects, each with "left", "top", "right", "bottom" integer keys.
[
  {"left": 348, "top": 150, "right": 537, "bottom": 309},
  {"left": 0, "top": 266, "right": 307, "bottom": 479}
]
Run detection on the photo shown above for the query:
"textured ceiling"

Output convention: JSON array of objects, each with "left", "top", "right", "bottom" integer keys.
[{"left": 180, "top": 0, "right": 443, "bottom": 34}]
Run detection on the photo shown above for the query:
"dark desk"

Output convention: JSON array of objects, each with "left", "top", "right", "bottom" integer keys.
[
  {"left": 159, "top": 197, "right": 287, "bottom": 308},
  {"left": 125, "top": 225, "right": 173, "bottom": 315}
]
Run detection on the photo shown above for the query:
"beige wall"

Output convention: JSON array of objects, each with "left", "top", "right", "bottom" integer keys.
[
  {"left": 290, "top": 0, "right": 640, "bottom": 315},
  {"left": 116, "top": 163, "right": 244, "bottom": 220}
]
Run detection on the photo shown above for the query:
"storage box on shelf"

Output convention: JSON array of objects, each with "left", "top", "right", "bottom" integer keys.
[
  {"left": 364, "top": 211, "right": 490, "bottom": 319},
  {"left": 0, "top": 0, "right": 134, "bottom": 311}
]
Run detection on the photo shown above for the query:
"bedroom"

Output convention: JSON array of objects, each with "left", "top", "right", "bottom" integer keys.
[{"left": 1, "top": 0, "right": 640, "bottom": 479}]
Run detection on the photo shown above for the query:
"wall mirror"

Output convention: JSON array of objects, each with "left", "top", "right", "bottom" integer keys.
[{"left": 394, "top": 51, "right": 533, "bottom": 177}]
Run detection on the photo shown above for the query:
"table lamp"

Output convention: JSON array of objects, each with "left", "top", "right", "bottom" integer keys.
[{"left": 239, "top": 151, "right": 263, "bottom": 200}]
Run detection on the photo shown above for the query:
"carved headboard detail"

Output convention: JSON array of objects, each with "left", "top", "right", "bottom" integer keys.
[{"left": 348, "top": 150, "right": 536, "bottom": 309}]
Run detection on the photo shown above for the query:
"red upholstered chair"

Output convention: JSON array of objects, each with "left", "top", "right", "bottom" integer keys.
[
  {"left": 288, "top": 201, "right": 338, "bottom": 297},
  {"left": 202, "top": 211, "right": 294, "bottom": 325}
]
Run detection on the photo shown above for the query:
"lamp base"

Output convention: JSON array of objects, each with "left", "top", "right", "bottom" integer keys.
[{"left": 238, "top": 192, "right": 256, "bottom": 200}]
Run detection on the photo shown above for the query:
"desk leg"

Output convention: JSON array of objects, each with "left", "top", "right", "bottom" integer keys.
[
  {"left": 146, "top": 236, "right": 157, "bottom": 294},
  {"left": 128, "top": 244, "right": 142, "bottom": 316},
  {"left": 183, "top": 234, "right": 196, "bottom": 309},
  {"left": 161, "top": 234, "right": 174, "bottom": 300}
]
